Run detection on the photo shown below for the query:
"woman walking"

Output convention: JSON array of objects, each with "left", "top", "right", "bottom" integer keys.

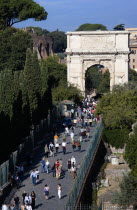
[
  {"left": 67, "top": 159, "right": 71, "bottom": 172},
  {"left": 56, "top": 166, "right": 61, "bottom": 180},
  {"left": 71, "top": 163, "right": 76, "bottom": 179},
  {"left": 44, "top": 144, "right": 49, "bottom": 158},
  {"left": 31, "top": 191, "right": 36, "bottom": 209},
  {"left": 43, "top": 184, "right": 50, "bottom": 200},
  {"left": 57, "top": 184, "right": 62, "bottom": 199},
  {"left": 55, "top": 142, "right": 59, "bottom": 155}
]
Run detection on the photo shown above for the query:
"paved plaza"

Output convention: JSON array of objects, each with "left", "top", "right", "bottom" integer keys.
[{"left": 10, "top": 124, "right": 96, "bottom": 210}]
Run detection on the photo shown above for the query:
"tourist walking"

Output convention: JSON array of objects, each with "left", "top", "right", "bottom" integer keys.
[
  {"left": 72, "top": 141, "right": 76, "bottom": 151},
  {"left": 49, "top": 142, "right": 54, "bottom": 157},
  {"left": 2, "top": 202, "right": 9, "bottom": 210},
  {"left": 44, "top": 144, "right": 49, "bottom": 158},
  {"left": 54, "top": 133, "right": 59, "bottom": 145},
  {"left": 35, "top": 169, "right": 39, "bottom": 183},
  {"left": 56, "top": 166, "right": 61, "bottom": 180},
  {"left": 65, "top": 126, "right": 69, "bottom": 136},
  {"left": 77, "top": 139, "right": 81, "bottom": 152},
  {"left": 25, "top": 203, "right": 32, "bottom": 210},
  {"left": 9, "top": 204, "right": 15, "bottom": 210},
  {"left": 51, "top": 162, "right": 56, "bottom": 177},
  {"left": 86, "top": 127, "right": 90, "bottom": 139},
  {"left": 44, "top": 184, "right": 50, "bottom": 200},
  {"left": 31, "top": 191, "right": 36, "bottom": 209},
  {"left": 14, "top": 173, "right": 21, "bottom": 189},
  {"left": 40, "top": 158, "right": 45, "bottom": 173},
  {"left": 14, "top": 195, "right": 20, "bottom": 210},
  {"left": 45, "top": 159, "right": 50, "bottom": 173},
  {"left": 20, "top": 204, "right": 25, "bottom": 210},
  {"left": 67, "top": 159, "right": 71, "bottom": 172},
  {"left": 22, "top": 191, "right": 27, "bottom": 205},
  {"left": 70, "top": 131, "right": 74, "bottom": 142},
  {"left": 30, "top": 170, "right": 37, "bottom": 185},
  {"left": 55, "top": 142, "right": 59, "bottom": 154},
  {"left": 71, "top": 163, "right": 76, "bottom": 179},
  {"left": 62, "top": 140, "right": 66, "bottom": 154},
  {"left": 24, "top": 194, "right": 32, "bottom": 205},
  {"left": 71, "top": 156, "right": 76, "bottom": 165},
  {"left": 57, "top": 184, "right": 62, "bottom": 199}
]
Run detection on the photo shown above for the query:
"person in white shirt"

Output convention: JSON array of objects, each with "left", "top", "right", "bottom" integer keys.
[
  {"left": 45, "top": 159, "right": 50, "bottom": 173},
  {"left": 25, "top": 203, "right": 32, "bottom": 210},
  {"left": 57, "top": 184, "right": 62, "bottom": 199},
  {"left": 2, "top": 202, "right": 8, "bottom": 210},
  {"left": 24, "top": 194, "right": 32, "bottom": 205},
  {"left": 30, "top": 170, "right": 37, "bottom": 185},
  {"left": 62, "top": 140, "right": 66, "bottom": 155},
  {"left": 35, "top": 169, "right": 39, "bottom": 183},
  {"left": 71, "top": 156, "right": 76, "bottom": 165},
  {"left": 70, "top": 132, "right": 74, "bottom": 142},
  {"left": 49, "top": 142, "right": 54, "bottom": 157},
  {"left": 65, "top": 126, "right": 69, "bottom": 136}
]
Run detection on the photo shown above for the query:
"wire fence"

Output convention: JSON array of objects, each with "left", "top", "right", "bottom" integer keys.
[
  {"left": 66, "top": 120, "right": 104, "bottom": 210},
  {"left": 0, "top": 108, "right": 57, "bottom": 189}
]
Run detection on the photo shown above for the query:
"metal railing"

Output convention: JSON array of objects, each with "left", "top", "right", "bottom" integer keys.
[
  {"left": 66, "top": 120, "right": 104, "bottom": 210},
  {"left": 0, "top": 108, "right": 57, "bottom": 189}
]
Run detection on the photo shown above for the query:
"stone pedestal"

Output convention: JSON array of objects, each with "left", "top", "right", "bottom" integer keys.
[{"left": 111, "top": 156, "right": 119, "bottom": 165}]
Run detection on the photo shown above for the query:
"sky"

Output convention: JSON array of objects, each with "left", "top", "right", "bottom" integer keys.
[{"left": 14, "top": 0, "right": 137, "bottom": 32}]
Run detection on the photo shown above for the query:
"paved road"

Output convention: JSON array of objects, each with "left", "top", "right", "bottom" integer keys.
[{"left": 11, "top": 123, "right": 97, "bottom": 210}]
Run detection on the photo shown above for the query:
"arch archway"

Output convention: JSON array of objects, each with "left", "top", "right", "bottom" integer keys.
[
  {"left": 85, "top": 64, "right": 110, "bottom": 96},
  {"left": 66, "top": 31, "right": 130, "bottom": 95}
]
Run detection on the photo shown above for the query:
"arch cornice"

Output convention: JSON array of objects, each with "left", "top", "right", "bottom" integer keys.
[{"left": 66, "top": 51, "right": 129, "bottom": 56}]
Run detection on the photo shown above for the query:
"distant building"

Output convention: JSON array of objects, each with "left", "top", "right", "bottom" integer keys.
[
  {"left": 125, "top": 28, "right": 137, "bottom": 71},
  {"left": 23, "top": 27, "right": 53, "bottom": 59}
]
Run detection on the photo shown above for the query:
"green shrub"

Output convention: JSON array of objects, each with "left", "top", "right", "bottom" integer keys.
[{"left": 103, "top": 128, "right": 130, "bottom": 149}]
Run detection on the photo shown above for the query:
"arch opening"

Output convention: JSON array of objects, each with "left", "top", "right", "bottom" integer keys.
[{"left": 85, "top": 64, "right": 110, "bottom": 96}]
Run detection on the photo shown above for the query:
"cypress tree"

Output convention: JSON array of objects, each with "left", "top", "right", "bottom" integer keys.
[
  {"left": 24, "top": 49, "right": 41, "bottom": 124},
  {"left": 19, "top": 71, "right": 31, "bottom": 136},
  {"left": 0, "top": 69, "right": 14, "bottom": 118}
]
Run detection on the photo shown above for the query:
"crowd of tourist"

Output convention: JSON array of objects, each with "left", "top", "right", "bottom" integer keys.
[{"left": 2, "top": 97, "right": 100, "bottom": 210}]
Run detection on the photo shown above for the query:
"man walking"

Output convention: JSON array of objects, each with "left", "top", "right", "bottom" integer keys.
[
  {"left": 30, "top": 170, "right": 37, "bottom": 186},
  {"left": 62, "top": 140, "right": 66, "bottom": 155}
]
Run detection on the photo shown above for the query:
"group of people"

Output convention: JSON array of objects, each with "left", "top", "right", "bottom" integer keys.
[
  {"left": 2, "top": 97, "right": 99, "bottom": 210},
  {"left": 2, "top": 191, "right": 36, "bottom": 210}
]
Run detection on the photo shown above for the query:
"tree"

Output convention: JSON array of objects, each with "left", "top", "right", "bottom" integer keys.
[
  {"left": 24, "top": 49, "right": 41, "bottom": 124},
  {"left": 45, "top": 55, "right": 67, "bottom": 88},
  {"left": 0, "top": 69, "right": 14, "bottom": 118},
  {"left": 76, "top": 23, "right": 107, "bottom": 31},
  {"left": 129, "top": 69, "right": 137, "bottom": 81},
  {"left": 112, "top": 174, "right": 137, "bottom": 209},
  {"left": 96, "top": 85, "right": 137, "bottom": 129},
  {"left": 48, "top": 30, "right": 67, "bottom": 53},
  {"left": 52, "top": 83, "right": 83, "bottom": 104},
  {"left": 124, "top": 126, "right": 137, "bottom": 175},
  {"left": 0, "top": 0, "right": 48, "bottom": 30},
  {"left": 113, "top": 24, "right": 125, "bottom": 30},
  {"left": 0, "top": 27, "right": 33, "bottom": 71}
]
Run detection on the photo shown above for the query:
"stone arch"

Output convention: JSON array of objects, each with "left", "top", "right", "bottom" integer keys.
[{"left": 66, "top": 31, "right": 130, "bottom": 95}]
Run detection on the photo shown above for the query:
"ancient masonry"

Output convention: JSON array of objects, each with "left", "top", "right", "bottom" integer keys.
[
  {"left": 24, "top": 28, "right": 53, "bottom": 59},
  {"left": 66, "top": 31, "right": 130, "bottom": 93}
]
